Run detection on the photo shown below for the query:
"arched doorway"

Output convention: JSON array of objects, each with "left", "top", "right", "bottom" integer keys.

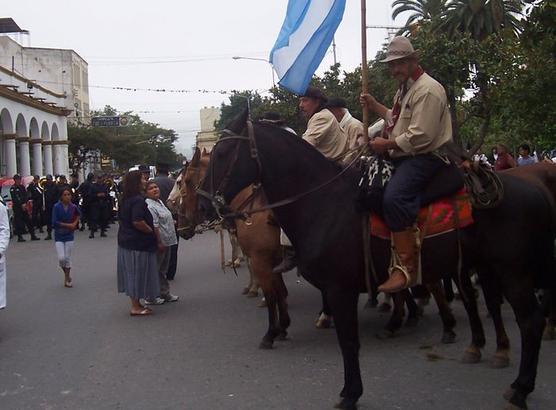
[
  {"left": 41, "top": 121, "right": 52, "bottom": 176},
  {"left": 0, "top": 108, "right": 15, "bottom": 176},
  {"left": 29, "top": 117, "right": 42, "bottom": 176},
  {"left": 16, "top": 113, "right": 30, "bottom": 176}
]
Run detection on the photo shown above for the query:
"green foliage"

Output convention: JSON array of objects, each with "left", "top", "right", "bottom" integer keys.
[{"left": 68, "top": 106, "right": 181, "bottom": 173}]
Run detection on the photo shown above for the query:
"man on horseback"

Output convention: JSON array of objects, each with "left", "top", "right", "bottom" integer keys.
[
  {"left": 272, "top": 86, "right": 349, "bottom": 275},
  {"left": 360, "top": 36, "right": 453, "bottom": 293}
]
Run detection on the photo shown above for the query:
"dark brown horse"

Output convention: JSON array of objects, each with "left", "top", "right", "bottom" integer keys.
[
  {"left": 181, "top": 147, "right": 466, "bottom": 349},
  {"left": 198, "top": 111, "right": 554, "bottom": 410}
]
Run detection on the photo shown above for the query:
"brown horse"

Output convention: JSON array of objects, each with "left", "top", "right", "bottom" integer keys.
[{"left": 179, "top": 148, "right": 289, "bottom": 347}]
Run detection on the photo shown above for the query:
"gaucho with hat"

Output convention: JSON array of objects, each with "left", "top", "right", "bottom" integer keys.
[{"left": 360, "top": 36, "right": 453, "bottom": 293}]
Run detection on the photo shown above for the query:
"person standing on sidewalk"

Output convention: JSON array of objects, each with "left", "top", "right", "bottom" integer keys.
[
  {"left": 10, "top": 174, "right": 40, "bottom": 243},
  {"left": 51, "top": 187, "right": 81, "bottom": 288},
  {"left": 145, "top": 181, "right": 179, "bottom": 305}
]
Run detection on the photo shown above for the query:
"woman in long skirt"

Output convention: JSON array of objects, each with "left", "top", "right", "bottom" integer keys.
[
  {"left": 52, "top": 188, "right": 81, "bottom": 287},
  {"left": 117, "top": 171, "right": 159, "bottom": 316}
]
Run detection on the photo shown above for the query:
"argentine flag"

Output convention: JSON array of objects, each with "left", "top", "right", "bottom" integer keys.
[{"left": 269, "top": 0, "right": 346, "bottom": 95}]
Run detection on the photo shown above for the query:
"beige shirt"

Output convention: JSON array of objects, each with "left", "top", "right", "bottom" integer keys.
[
  {"left": 303, "top": 108, "right": 348, "bottom": 160},
  {"left": 340, "top": 111, "right": 365, "bottom": 150},
  {"left": 387, "top": 72, "right": 452, "bottom": 158}
]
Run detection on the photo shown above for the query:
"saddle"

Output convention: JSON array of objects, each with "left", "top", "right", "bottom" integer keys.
[{"left": 365, "top": 160, "right": 474, "bottom": 239}]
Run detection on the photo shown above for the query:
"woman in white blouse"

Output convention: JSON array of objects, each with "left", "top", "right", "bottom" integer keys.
[
  {"left": 145, "top": 181, "right": 179, "bottom": 305},
  {"left": 0, "top": 200, "right": 11, "bottom": 309}
]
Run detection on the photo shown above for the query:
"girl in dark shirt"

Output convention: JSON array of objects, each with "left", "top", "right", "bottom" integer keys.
[{"left": 116, "top": 171, "right": 160, "bottom": 316}]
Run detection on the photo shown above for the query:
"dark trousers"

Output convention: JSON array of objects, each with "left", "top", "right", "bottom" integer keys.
[
  {"left": 31, "top": 203, "right": 44, "bottom": 230},
  {"left": 383, "top": 154, "right": 446, "bottom": 231},
  {"left": 45, "top": 204, "right": 54, "bottom": 234},
  {"left": 167, "top": 237, "right": 179, "bottom": 280},
  {"left": 13, "top": 208, "right": 35, "bottom": 236},
  {"left": 89, "top": 201, "right": 110, "bottom": 232}
]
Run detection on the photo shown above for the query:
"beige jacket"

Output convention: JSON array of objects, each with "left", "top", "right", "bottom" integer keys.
[
  {"left": 340, "top": 111, "right": 365, "bottom": 150},
  {"left": 387, "top": 72, "right": 452, "bottom": 158},
  {"left": 303, "top": 108, "right": 348, "bottom": 160}
]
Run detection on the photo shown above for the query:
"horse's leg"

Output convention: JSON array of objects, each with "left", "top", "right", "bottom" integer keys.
[
  {"left": 443, "top": 277, "right": 455, "bottom": 304},
  {"left": 273, "top": 272, "right": 291, "bottom": 341},
  {"left": 501, "top": 273, "right": 546, "bottom": 410},
  {"left": 480, "top": 273, "right": 511, "bottom": 368},
  {"left": 404, "top": 288, "right": 421, "bottom": 327},
  {"left": 542, "top": 290, "right": 556, "bottom": 341},
  {"left": 456, "top": 268, "right": 486, "bottom": 364},
  {"left": 377, "top": 291, "right": 405, "bottom": 339},
  {"left": 250, "top": 255, "right": 281, "bottom": 349},
  {"left": 427, "top": 281, "right": 457, "bottom": 344},
  {"left": 242, "top": 256, "right": 252, "bottom": 295},
  {"left": 326, "top": 289, "right": 362, "bottom": 410},
  {"left": 316, "top": 289, "right": 334, "bottom": 329},
  {"left": 246, "top": 257, "right": 260, "bottom": 298}
]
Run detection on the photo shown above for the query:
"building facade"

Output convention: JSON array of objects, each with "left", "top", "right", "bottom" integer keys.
[
  {"left": 0, "top": 35, "right": 90, "bottom": 123},
  {"left": 195, "top": 107, "right": 221, "bottom": 153}
]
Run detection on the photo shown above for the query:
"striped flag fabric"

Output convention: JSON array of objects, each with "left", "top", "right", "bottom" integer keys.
[{"left": 269, "top": 0, "right": 346, "bottom": 95}]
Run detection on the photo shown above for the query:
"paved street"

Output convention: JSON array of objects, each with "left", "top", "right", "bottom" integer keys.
[{"left": 0, "top": 227, "right": 554, "bottom": 410}]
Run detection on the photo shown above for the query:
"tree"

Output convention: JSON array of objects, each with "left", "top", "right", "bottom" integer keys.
[
  {"left": 392, "top": 0, "right": 447, "bottom": 29},
  {"left": 68, "top": 106, "right": 181, "bottom": 174},
  {"left": 439, "top": 0, "right": 524, "bottom": 40}
]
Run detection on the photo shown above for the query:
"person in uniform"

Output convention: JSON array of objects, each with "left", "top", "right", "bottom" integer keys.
[
  {"left": 88, "top": 175, "right": 111, "bottom": 238},
  {"left": 43, "top": 174, "right": 59, "bottom": 240},
  {"left": 27, "top": 175, "right": 45, "bottom": 233},
  {"left": 272, "top": 86, "right": 349, "bottom": 274},
  {"left": 360, "top": 36, "right": 452, "bottom": 293},
  {"left": 10, "top": 174, "right": 39, "bottom": 242},
  {"left": 78, "top": 173, "right": 94, "bottom": 231}
]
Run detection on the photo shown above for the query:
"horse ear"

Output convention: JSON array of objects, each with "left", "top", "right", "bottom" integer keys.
[{"left": 192, "top": 147, "right": 201, "bottom": 164}]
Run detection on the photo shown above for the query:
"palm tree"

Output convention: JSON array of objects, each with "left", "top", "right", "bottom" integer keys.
[
  {"left": 440, "top": 0, "right": 524, "bottom": 41},
  {"left": 391, "top": 0, "right": 447, "bottom": 29}
]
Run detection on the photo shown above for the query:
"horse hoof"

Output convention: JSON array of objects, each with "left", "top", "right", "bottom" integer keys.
[
  {"left": 334, "top": 398, "right": 358, "bottom": 410},
  {"left": 491, "top": 353, "right": 510, "bottom": 369},
  {"left": 315, "top": 314, "right": 333, "bottom": 329},
  {"left": 503, "top": 387, "right": 516, "bottom": 401},
  {"left": 461, "top": 347, "right": 481, "bottom": 364},
  {"left": 405, "top": 316, "right": 419, "bottom": 328},
  {"left": 276, "top": 332, "right": 289, "bottom": 341},
  {"left": 377, "top": 302, "right": 391, "bottom": 313},
  {"left": 257, "top": 298, "right": 267, "bottom": 308},
  {"left": 246, "top": 290, "right": 259, "bottom": 298},
  {"left": 364, "top": 299, "right": 378, "bottom": 309},
  {"left": 376, "top": 329, "right": 397, "bottom": 340},
  {"left": 441, "top": 331, "right": 457, "bottom": 344},
  {"left": 259, "top": 339, "right": 274, "bottom": 350},
  {"left": 241, "top": 287, "right": 250, "bottom": 295}
]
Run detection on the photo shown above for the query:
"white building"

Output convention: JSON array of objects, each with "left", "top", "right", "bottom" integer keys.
[
  {"left": 0, "top": 18, "right": 86, "bottom": 177},
  {"left": 195, "top": 107, "right": 221, "bottom": 152},
  {"left": 0, "top": 34, "right": 90, "bottom": 123}
]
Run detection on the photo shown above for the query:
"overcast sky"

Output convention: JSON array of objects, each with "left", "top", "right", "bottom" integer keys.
[{"left": 3, "top": 0, "right": 400, "bottom": 158}]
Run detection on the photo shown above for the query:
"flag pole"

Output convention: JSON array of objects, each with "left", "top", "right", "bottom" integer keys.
[{"left": 360, "top": 0, "right": 369, "bottom": 140}]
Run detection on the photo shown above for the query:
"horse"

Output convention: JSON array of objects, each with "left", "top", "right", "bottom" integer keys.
[
  {"left": 198, "top": 110, "right": 554, "bottom": 410},
  {"left": 182, "top": 146, "right": 467, "bottom": 348},
  {"left": 180, "top": 147, "right": 290, "bottom": 347}
]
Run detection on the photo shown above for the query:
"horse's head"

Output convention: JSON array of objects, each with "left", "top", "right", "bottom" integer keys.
[
  {"left": 199, "top": 109, "right": 260, "bottom": 220},
  {"left": 175, "top": 147, "right": 211, "bottom": 239}
]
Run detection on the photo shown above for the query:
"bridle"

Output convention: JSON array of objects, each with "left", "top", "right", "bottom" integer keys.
[{"left": 197, "top": 119, "right": 366, "bottom": 224}]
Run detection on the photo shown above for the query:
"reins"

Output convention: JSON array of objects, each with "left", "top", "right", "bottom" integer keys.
[{"left": 197, "top": 123, "right": 368, "bottom": 222}]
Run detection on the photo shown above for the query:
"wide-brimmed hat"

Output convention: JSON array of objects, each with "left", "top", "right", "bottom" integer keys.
[{"left": 380, "top": 36, "right": 418, "bottom": 63}]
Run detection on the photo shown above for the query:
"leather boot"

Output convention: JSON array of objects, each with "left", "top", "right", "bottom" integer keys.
[
  {"left": 30, "top": 234, "right": 40, "bottom": 241},
  {"left": 272, "top": 246, "right": 297, "bottom": 274},
  {"left": 17, "top": 235, "right": 26, "bottom": 243},
  {"left": 378, "top": 228, "right": 420, "bottom": 293}
]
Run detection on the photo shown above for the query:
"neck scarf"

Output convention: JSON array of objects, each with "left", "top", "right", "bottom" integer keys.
[{"left": 385, "top": 66, "right": 424, "bottom": 136}]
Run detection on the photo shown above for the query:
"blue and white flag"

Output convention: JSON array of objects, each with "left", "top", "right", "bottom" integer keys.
[{"left": 269, "top": 0, "right": 346, "bottom": 95}]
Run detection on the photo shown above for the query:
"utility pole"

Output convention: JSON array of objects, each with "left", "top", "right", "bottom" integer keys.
[{"left": 332, "top": 37, "right": 337, "bottom": 65}]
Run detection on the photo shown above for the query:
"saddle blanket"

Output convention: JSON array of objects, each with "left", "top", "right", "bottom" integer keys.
[{"left": 370, "top": 188, "right": 473, "bottom": 240}]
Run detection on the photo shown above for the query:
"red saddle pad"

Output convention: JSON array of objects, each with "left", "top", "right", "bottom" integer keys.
[{"left": 370, "top": 188, "right": 473, "bottom": 240}]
